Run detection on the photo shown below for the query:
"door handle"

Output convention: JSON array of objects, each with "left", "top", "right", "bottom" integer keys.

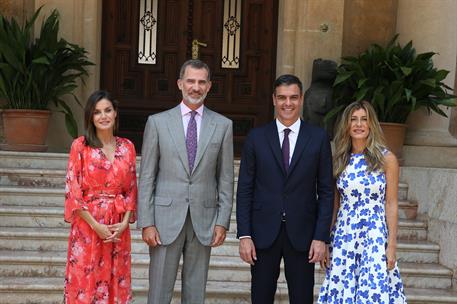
[{"left": 192, "top": 39, "right": 208, "bottom": 59}]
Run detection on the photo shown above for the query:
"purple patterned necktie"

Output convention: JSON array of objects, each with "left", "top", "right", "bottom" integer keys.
[
  {"left": 186, "top": 111, "right": 198, "bottom": 172},
  {"left": 282, "top": 128, "right": 291, "bottom": 172}
]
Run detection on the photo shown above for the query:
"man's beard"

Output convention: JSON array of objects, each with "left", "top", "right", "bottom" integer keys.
[{"left": 183, "top": 91, "right": 207, "bottom": 105}]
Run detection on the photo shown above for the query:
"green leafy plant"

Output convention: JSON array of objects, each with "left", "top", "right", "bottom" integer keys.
[
  {"left": 326, "top": 35, "right": 456, "bottom": 123},
  {"left": 0, "top": 7, "right": 93, "bottom": 137}
]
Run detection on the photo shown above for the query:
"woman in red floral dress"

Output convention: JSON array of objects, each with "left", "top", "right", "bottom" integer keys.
[{"left": 64, "top": 90, "right": 137, "bottom": 303}]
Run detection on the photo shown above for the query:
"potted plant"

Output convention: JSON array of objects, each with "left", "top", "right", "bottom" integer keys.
[
  {"left": 0, "top": 7, "right": 92, "bottom": 151},
  {"left": 326, "top": 35, "right": 456, "bottom": 158}
]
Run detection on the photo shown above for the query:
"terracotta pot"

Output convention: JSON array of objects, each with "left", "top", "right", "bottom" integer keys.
[
  {"left": 0, "top": 109, "right": 51, "bottom": 152},
  {"left": 380, "top": 122, "right": 407, "bottom": 161}
]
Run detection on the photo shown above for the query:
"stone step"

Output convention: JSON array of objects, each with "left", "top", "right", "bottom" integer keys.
[
  {"left": 398, "top": 181, "right": 408, "bottom": 201},
  {"left": 0, "top": 276, "right": 456, "bottom": 304},
  {"left": 0, "top": 168, "right": 66, "bottom": 188},
  {"left": 0, "top": 185, "right": 241, "bottom": 209},
  {"left": 5, "top": 150, "right": 415, "bottom": 184},
  {"left": 397, "top": 262, "right": 454, "bottom": 289},
  {"left": 0, "top": 205, "right": 67, "bottom": 229},
  {"left": 0, "top": 276, "right": 265, "bottom": 304},
  {"left": 0, "top": 184, "right": 417, "bottom": 222},
  {"left": 0, "top": 249, "right": 451, "bottom": 289},
  {"left": 4, "top": 152, "right": 454, "bottom": 304},
  {"left": 399, "top": 199, "right": 419, "bottom": 220},
  {"left": 0, "top": 151, "right": 70, "bottom": 170},
  {"left": 0, "top": 168, "right": 239, "bottom": 191},
  {"left": 0, "top": 151, "right": 143, "bottom": 172},
  {"left": 0, "top": 186, "right": 63, "bottom": 206},
  {"left": 0, "top": 151, "right": 236, "bottom": 174},
  {"left": 0, "top": 227, "right": 440, "bottom": 264},
  {"left": 0, "top": 167, "right": 237, "bottom": 189},
  {"left": 396, "top": 218, "right": 428, "bottom": 240},
  {"left": 404, "top": 287, "right": 457, "bottom": 304},
  {"left": 395, "top": 240, "right": 441, "bottom": 264},
  {"left": 0, "top": 150, "right": 405, "bottom": 194},
  {"left": 0, "top": 204, "right": 428, "bottom": 240}
]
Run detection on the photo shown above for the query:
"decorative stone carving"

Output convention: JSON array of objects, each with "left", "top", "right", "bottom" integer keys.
[{"left": 303, "top": 58, "right": 337, "bottom": 136}]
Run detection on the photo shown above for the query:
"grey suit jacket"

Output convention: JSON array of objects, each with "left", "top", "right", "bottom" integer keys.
[{"left": 137, "top": 105, "right": 234, "bottom": 246}]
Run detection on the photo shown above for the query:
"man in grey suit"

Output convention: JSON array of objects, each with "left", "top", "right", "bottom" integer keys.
[{"left": 138, "top": 59, "right": 234, "bottom": 304}]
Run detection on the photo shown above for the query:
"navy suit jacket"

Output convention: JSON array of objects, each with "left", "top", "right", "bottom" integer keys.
[{"left": 236, "top": 120, "right": 334, "bottom": 251}]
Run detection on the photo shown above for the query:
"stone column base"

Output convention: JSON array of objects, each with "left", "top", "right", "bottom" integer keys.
[{"left": 403, "top": 145, "right": 457, "bottom": 168}]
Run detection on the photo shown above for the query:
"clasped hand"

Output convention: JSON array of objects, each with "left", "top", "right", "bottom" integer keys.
[{"left": 94, "top": 222, "right": 128, "bottom": 243}]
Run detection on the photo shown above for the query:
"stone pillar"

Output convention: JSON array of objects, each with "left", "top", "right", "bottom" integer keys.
[
  {"left": 341, "top": 0, "right": 398, "bottom": 57},
  {"left": 276, "top": 0, "right": 344, "bottom": 89},
  {"left": 276, "top": 0, "right": 297, "bottom": 77},
  {"left": 397, "top": 0, "right": 457, "bottom": 167},
  {"left": 33, "top": 0, "right": 102, "bottom": 151}
]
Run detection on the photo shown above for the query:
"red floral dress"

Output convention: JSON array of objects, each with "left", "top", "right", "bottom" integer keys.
[{"left": 63, "top": 136, "right": 137, "bottom": 304}]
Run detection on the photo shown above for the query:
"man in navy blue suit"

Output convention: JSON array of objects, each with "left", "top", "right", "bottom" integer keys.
[{"left": 236, "top": 74, "right": 334, "bottom": 303}]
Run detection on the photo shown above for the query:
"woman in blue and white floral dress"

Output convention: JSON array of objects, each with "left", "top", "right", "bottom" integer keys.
[{"left": 318, "top": 101, "right": 407, "bottom": 303}]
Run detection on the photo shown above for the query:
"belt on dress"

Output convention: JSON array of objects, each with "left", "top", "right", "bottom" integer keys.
[
  {"left": 83, "top": 190, "right": 121, "bottom": 202},
  {"left": 82, "top": 191, "right": 128, "bottom": 224}
]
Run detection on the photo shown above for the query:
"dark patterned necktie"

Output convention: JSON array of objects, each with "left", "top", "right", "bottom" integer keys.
[
  {"left": 282, "top": 128, "right": 291, "bottom": 172},
  {"left": 186, "top": 111, "right": 198, "bottom": 172}
]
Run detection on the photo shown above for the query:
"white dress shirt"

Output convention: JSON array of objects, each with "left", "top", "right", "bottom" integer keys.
[
  {"left": 276, "top": 118, "right": 301, "bottom": 165},
  {"left": 180, "top": 102, "right": 204, "bottom": 141}
]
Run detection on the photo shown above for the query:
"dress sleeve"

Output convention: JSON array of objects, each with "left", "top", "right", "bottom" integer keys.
[
  {"left": 123, "top": 140, "right": 138, "bottom": 223},
  {"left": 64, "top": 138, "right": 87, "bottom": 223}
]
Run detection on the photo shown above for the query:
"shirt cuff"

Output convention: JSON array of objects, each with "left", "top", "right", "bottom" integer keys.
[{"left": 239, "top": 236, "right": 251, "bottom": 239}]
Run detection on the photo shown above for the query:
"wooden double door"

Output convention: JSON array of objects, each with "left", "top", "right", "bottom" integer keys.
[{"left": 101, "top": 0, "right": 279, "bottom": 155}]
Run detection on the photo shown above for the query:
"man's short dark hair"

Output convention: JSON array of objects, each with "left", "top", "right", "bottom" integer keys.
[
  {"left": 273, "top": 74, "right": 303, "bottom": 95},
  {"left": 179, "top": 59, "right": 211, "bottom": 80}
]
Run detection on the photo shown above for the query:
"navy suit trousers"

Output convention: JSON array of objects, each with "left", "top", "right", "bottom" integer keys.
[{"left": 251, "top": 222, "right": 315, "bottom": 304}]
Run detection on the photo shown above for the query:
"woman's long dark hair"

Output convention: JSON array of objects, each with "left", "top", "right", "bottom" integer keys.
[{"left": 84, "top": 90, "right": 119, "bottom": 148}]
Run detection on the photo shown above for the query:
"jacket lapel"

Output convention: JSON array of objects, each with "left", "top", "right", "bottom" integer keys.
[
  {"left": 288, "top": 120, "right": 311, "bottom": 175},
  {"left": 265, "top": 121, "right": 286, "bottom": 176},
  {"left": 192, "top": 107, "right": 216, "bottom": 174},
  {"left": 166, "top": 105, "right": 191, "bottom": 176}
]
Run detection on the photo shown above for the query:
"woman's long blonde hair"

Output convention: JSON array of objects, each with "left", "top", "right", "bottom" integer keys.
[{"left": 333, "top": 100, "right": 387, "bottom": 178}]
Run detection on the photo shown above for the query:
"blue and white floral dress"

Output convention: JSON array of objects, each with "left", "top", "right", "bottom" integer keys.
[{"left": 318, "top": 152, "right": 407, "bottom": 303}]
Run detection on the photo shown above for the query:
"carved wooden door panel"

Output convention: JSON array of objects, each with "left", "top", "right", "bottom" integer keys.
[{"left": 101, "top": 0, "right": 278, "bottom": 155}]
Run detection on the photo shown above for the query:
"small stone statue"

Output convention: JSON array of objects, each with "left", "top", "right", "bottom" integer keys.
[{"left": 303, "top": 59, "right": 337, "bottom": 137}]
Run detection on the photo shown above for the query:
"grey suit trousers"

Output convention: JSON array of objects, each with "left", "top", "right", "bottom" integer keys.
[{"left": 147, "top": 212, "right": 211, "bottom": 304}]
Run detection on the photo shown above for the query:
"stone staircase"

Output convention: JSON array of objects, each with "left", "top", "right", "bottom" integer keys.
[{"left": 0, "top": 151, "right": 456, "bottom": 303}]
